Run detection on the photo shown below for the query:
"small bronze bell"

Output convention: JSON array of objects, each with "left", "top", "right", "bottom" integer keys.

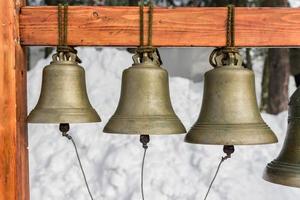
[
  {"left": 104, "top": 49, "right": 186, "bottom": 135},
  {"left": 263, "top": 88, "right": 300, "bottom": 188},
  {"left": 28, "top": 51, "right": 101, "bottom": 123},
  {"left": 185, "top": 48, "right": 277, "bottom": 145}
]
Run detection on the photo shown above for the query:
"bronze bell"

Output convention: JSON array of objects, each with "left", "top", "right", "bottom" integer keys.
[
  {"left": 185, "top": 48, "right": 277, "bottom": 145},
  {"left": 27, "top": 51, "right": 101, "bottom": 123},
  {"left": 263, "top": 87, "right": 300, "bottom": 188},
  {"left": 104, "top": 49, "right": 186, "bottom": 135}
]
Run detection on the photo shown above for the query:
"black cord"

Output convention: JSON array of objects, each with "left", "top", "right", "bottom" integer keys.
[
  {"left": 203, "top": 157, "right": 226, "bottom": 200},
  {"left": 203, "top": 145, "right": 234, "bottom": 200},
  {"left": 140, "top": 135, "right": 150, "bottom": 200},
  {"left": 60, "top": 124, "right": 95, "bottom": 200},
  {"left": 141, "top": 147, "right": 147, "bottom": 200}
]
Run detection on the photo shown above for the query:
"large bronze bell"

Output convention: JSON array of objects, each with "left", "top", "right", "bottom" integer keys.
[
  {"left": 263, "top": 88, "right": 300, "bottom": 188},
  {"left": 104, "top": 49, "right": 186, "bottom": 135},
  {"left": 28, "top": 51, "right": 101, "bottom": 123},
  {"left": 185, "top": 48, "right": 277, "bottom": 145}
]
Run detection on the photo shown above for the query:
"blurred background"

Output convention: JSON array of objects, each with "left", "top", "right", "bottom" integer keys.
[{"left": 26, "top": 1, "right": 300, "bottom": 200}]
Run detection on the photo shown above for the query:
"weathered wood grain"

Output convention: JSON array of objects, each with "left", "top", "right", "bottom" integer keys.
[
  {"left": 0, "top": 0, "right": 29, "bottom": 200},
  {"left": 20, "top": 6, "right": 300, "bottom": 47}
]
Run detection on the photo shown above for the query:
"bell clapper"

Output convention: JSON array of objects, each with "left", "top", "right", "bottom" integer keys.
[
  {"left": 59, "top": 123, "right": 71, "bottom": 139},
  {"left": 140, "top": 134, "right": 150, "bottom": 149},
  {"left": 59, "top": 123, "right": 95, "bottom": 200},
  {"left": 140, "top": 135, "right": 150, "bottom": 200},
  {"left": 223, "top": 145, "right": 235, "bottom": 160},
  {"left": 203, "top": 145, "right": 235, "bottom": 200}
]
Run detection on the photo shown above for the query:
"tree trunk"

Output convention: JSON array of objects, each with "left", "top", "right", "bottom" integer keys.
[
  {"left": 245, "top": 48, "right": 252, "bottom": 70},
  {"left": 128, "top": 0, "right": 138, "bottom": 6},
  {"left": 211, "top": 0, "right": 248, "bottom": 6},
  {"left": 260, "top": 54, "right": 269, "bottom": 111},
  {"left": 260, "top": 0, "right": 290, "bottom": 114},
  {"left": 266, "top": 49, "right": 290, "bottom": 114},
  {"left": 261, "top": 0, "right": 288, "bottom": 7}
]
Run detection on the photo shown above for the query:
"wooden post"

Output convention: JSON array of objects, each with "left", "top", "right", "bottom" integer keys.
[{"left": 0, "top": 0, "right": 29, "bottom": 200}]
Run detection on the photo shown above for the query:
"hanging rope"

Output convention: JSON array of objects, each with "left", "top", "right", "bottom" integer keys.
[
  {"left": 63, "top": 4, "right": 68, "bottom": 47},
  {"left": 57, "top": 3, "right": 77, "bottom": 53},
  {"left": 203, "top": 145, "right": 234, "bottom": 200},
  {"left": 148, "top": 0, "right": 154, "bottom": 47},
  {"left": 137, "top": 0, "right": 155, "bottom": 55},
  {"left": 57, "top": 3, "right": 81, "bottom": 63},
  {"left": 59, "top": 124, "right": 95, "bottom": 200},
  {"left": 58, "top": 3, "right": 63, "bottom": 46},
  {"left": 57, "top": 3, "right": 68, "bottom": 49},
  {"left": 226, "top": 4, "right": 235, "bottom": 48},
  {"left": 139, "top": 0, "right": 145, "bottom": 47}
]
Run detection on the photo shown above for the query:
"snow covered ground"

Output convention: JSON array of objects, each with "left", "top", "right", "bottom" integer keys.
[
  {"left": 290, "top": 0, "right": 300, "bottom": 7},
  {"left": 28, "top": 48, "right": 300, "bottom": 200}
]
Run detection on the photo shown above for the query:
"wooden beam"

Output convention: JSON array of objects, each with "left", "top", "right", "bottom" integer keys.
[
  {"left": 20, "top": 6, "right": 300, "bottom": 47},
  {"left": 0, "top": 0, "right": 29, "bottom": 200}
]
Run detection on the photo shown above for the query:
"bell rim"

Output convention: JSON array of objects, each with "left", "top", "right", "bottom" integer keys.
[
  {"left": 27, "top": 120, "right": 101, "bottom": 124},
  {"left": 184, "top": 123, "right": 278, "bottom": 145},
  {"left": 103, "top": 126, "right": 186, "bottom": 135},
  {"left": 184, "top": 140, "right": 278, "bottom": 145},
  {"left": 103, "top": 130, "right": 186, "bottom": 135},
  {"left": 263, "top": 162, "right": 300, "bottom": 188},
  {"left": 27, "top": 108, "right": 101, "bottom": 124},
  {"left": 103, "top": 116, "right": 186, "bottom": 135}
]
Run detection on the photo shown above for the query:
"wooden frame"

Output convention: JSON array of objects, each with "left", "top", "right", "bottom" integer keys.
[
  {"left": 0, "top": 1, "right": 29, "bottom": 200},
  {"left": 2, "top": 3, "right": 300, "bottom": 200},
  {"left": 20, "top": 6, "right": 300, "bottom": 47}
]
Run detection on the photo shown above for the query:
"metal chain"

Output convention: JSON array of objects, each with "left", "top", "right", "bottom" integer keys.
[{"left": 62, "top": 132, "right": 95, "bottom": 200}]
